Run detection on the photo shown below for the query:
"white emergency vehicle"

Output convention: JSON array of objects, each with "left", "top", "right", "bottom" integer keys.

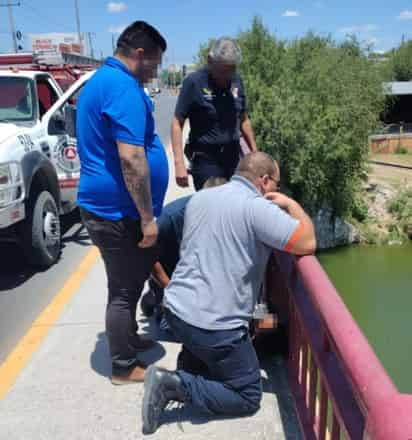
[{"left": 0, "top": 68, "right": 94, "bottom": 267}]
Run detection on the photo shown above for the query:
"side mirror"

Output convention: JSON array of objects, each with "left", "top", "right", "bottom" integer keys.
[
  {"left": 48, "top": 110, "right": 65, "bottom": 135},
  {"left": 47, "top": 104, "right": 77, "bottom": 137},
  {"left": 64, "top": 104, "right": 77, "bottom": 138}
]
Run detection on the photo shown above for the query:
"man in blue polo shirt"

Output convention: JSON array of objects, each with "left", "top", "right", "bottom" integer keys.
[{"left": 77, "top": 21, "right": 168, "bottom": 385}]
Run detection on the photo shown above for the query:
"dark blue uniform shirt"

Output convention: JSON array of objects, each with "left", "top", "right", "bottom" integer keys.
[
  {"left": 175, "top": 67, "right": 247, "bottom": 149},
  {"left": 157, "top": 196, "right": 191, "bottom": 276}
]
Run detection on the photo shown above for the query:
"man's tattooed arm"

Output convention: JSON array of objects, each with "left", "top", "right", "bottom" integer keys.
[{"left": 118, "top": 142, "right": 153, "bottom": 223}]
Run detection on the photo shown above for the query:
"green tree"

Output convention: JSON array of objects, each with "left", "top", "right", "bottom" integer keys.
[
  {"left": 196, "top": 18, "right": 386, "bottom": 216},
  {"left": 174, "top": 70, "right": 183, "bottom": 86},
  {"left": 159, "top": 69, "right": 169, "bottom": 86},
  {"left": 194, "top": 38, "right": 216, "bottom": 67},
  {"left": 385, "top": 39, "right": 412, "bottom": 81}
]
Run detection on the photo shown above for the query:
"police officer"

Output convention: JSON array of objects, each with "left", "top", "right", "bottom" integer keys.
[{"left": 171, "top": 37, "right": 257, "bottom": 191}]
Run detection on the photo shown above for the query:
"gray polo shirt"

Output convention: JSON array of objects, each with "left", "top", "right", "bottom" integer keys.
[{"left": 163, "top": 175, "right": 300, "bottom": 330}]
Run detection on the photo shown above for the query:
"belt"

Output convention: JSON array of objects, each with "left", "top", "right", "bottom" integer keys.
[{"left": 186, "top": 142, "right": 239, "bottom": 160}]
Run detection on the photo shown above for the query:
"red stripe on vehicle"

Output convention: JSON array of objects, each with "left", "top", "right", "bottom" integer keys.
[{"left": 59, "top": 178, "right": 79, "bottom": 189}]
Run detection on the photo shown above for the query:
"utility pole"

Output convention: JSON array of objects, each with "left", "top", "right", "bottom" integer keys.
[
  {"left": 171, "top": 49, "right": 176, "bottom": 91},
  {"left": 87, "top": 32, "right": 95, "bottom": 59},
  {"left": 74, "top": 0, "right": 83, "bottom": 54},
  {"left": 7, "top": 3, "right": 17, "bottom": 52},
  {"left": 0, "top": 1, "right": 20, "bottom": 53},
  {"left": 111, "top": 33, "right": 116, "bottom": 53}
]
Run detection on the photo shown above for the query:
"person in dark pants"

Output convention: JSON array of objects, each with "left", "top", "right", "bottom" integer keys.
[
  {"left": 139, "top": 195, "right": 189, "bottom": 330},
  {"left": 140, "top": 177, "right": 227, "bottom": 329},
  {"left": 77, "top": 21, "right": 169, "bottom": 385},
  {"left": 141, "top": 152, "right": 317, "bottom": 434},
  {"left": 171, "top": 37, "right": 257, "bottom": 191}
]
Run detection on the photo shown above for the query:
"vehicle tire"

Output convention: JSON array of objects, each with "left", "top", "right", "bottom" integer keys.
[
  {"left": 71, "top": 206, "right": 82, "bottom": 224},
  {"left": 21, "top": 190, "right": 61, "bottom": 268}
]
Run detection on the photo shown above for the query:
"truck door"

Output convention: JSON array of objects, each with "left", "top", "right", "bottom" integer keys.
[
  {"left": 40, "top": 71, "right": 94, "bottom": 213},
  {"left": 34, "top": 74, "right": 78, "bottom": 209}
]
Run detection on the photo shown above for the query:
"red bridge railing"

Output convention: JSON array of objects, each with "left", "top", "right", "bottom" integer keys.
[{"left": 266, "top": 252, "right": 412, "bottom": 439}]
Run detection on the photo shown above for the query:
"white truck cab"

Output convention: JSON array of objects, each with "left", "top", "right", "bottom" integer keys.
[{"left": 0, "top": 69, "right": 94, "bottom": 267}]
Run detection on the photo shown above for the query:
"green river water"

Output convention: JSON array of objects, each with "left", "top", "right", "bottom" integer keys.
[{"left": 318, "top": 244, "right": 412, "bottom": 393}]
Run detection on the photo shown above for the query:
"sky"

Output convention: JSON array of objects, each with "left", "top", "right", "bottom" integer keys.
[{"left": 0, "top": 1, "right": 412, "bottom": 65}]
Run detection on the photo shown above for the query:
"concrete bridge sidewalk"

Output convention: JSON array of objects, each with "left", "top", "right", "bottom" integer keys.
[{"left": 0, "top": 157, "right": 301, "bottom": 440}]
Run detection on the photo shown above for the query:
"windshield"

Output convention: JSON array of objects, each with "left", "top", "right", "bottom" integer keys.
[{"left": 0, "top": 77, "right": 36, "bottom": 123}]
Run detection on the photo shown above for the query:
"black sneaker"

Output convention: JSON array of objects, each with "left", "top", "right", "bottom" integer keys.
[{"left": 142, "top": 366, "right": 187, "bottom": 434}]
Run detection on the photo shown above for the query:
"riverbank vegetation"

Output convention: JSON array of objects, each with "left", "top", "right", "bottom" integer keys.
[{"left": 352, "top": 182, "right": 412, "bottom": 245}]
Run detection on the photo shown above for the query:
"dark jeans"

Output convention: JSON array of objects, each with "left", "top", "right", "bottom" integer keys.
[
  {"left": 190, "top": 147, "right": 240, "bottom": 191},
  {"left": 165, "top": 309, "right": 262, "bottom": 416},
  {"left": 80, "top": 208, "right": 157, "bottom": 375}
]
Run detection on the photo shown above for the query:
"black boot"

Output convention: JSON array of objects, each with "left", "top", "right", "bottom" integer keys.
[{"left": 142, "top": 365, "right": 187, "bottom": 434}]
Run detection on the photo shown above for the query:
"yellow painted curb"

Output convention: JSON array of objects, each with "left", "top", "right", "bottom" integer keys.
[{"left": 0, "top": 247, "right": 99, "bottom": 400}]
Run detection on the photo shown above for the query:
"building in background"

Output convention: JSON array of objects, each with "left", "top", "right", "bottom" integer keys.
[
  {"left": 24, "top": 33, "right": 98, "bottom": 66},
  {"left": 28, "top": 33, "right": 91, "bottom": 58},
  {"left": 369, "top": 81, "right": 412, "bottom": 154}
]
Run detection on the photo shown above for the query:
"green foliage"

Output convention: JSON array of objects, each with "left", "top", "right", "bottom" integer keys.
[
  {"left": 360, "top": 223, "right": 384, "bottom": 245},
  {"left": 351, "top": 195, "right": 369, "bottom": 222},
  {"left": 395, "top": 144, "right": 409, "bottom": 154},
  {"left": 235, "top": 18, "right": 385, "bottom": 215},
  {"left": 159, "top": 69, "right": 169, "bottom": 85},
  {"left": 194, "top": 38, "right": 216, "bottom": 67},
  {"left": 194, "top": 18, "right": 387, "bottom": 215},
  {"left": 389, "top": 187, "right": 412, "bottom": 215},
  {"left": 385, "top": 40, "right": 412, "bottom": 81},
  {"left": 174, "top": 71, "right": 183, "bottom": 86},
  {"left": 388, "top": 187, "right": 412, "bottom": 239},
  {"left": 159, "top": 69, "right": 183, "bottom": 87}
]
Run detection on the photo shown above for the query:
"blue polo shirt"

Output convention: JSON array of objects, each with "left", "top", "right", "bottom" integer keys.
[{"left": 77, "top": 57, "right": 169, "bottom": 220}]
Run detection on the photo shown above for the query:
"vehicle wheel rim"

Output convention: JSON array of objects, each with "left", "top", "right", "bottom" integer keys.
[{"left": 42, "top": 200, "right": 60, "bottom": 253}]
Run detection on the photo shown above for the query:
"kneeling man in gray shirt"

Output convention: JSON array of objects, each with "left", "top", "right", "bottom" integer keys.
[{"left": 142, "top": 151, "right": 316, "bottom": 434}]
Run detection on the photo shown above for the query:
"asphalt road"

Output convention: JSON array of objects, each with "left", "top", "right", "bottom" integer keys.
[{"left": 0, "top": 90, "right": 177, "bottom": 364}]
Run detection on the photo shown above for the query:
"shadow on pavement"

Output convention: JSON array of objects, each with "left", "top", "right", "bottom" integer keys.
[
  {"left": 158, "top": 404, "right": 265, "bottom": 433},
  {"left": 0, "top": 244, "right": 37, "bottom": 291},
  {"left": 260, "top": 357, "right": 302, "bottom": 440},
  {"left": 0, "top": 213, "right": 90, "bottom": 291},
  {"left": 150, "top": 354, "right": 301, "bottom": 439},
  {"left": 90, "top": 332, "right": 111, "bottom": 378},
  {"left": 90, "top": 331, "right": 167, "bottom": 379},
  {"left": 61, "top": 224, "right": 90, "bottom": 246}
]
